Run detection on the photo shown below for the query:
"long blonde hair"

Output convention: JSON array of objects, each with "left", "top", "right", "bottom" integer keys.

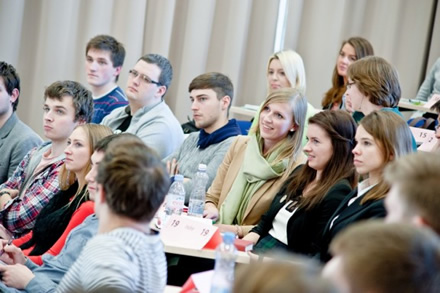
[
  {"left": 267, "top": 50, "right": 306, "bottom": 95},
  {"left": 250, "top": 88, "right": 307, "bottom": 175}
]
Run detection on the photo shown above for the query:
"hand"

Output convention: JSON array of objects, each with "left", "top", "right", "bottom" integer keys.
[
  {"left": 203, "top": 203, "right": 219, "bottom": 221},
  {"left": 430, "top": 93, "right": 440, "bottom": 102},
  {"left": 0, "top": 264, "right": 35, "bottom": 289},
  {"left": 166, "top": 158, "right": 179, "bottom": 176},
  {"left": 0, "top": 240, "right": 26, "bottom": 265}
]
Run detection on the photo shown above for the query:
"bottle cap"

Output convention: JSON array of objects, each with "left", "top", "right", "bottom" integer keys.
[
  {"left": 222, "top": 232, "right": 235, "bottom": 244},
  {"left": 198, "top": 164, "right": 207, "bottom": 172},
  {"left": 174, "top": 174, "right": 184, "bottom": 181}
]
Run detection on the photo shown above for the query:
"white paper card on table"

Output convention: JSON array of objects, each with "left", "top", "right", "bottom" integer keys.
[
  {"left": 409, "top": 127, "right": 435, "bottom": 144},
  {"left": 424, "top": 94, "right": 440, "bottom": 109},
  {"left": 160, "top": 214, "right": 217, "bottom": 249},
  {"left": 192, "top": 270, "right": 214, "bottom": 293},
  {"left": 418, "top": 138, "right": 439, "bottom": 152}
]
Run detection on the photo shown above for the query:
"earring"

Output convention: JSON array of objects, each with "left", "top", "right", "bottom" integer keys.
[{"left": 290, "top": 128, "right": 295, "bottom": 132}]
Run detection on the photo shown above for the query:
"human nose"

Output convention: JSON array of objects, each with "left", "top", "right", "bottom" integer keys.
[
  {"left": 191, "top": 100, "right": 198, "bottom": 111},
  {"left": 85, "top": 167, "right": 95, "bottom": 183},
  {"left": 64, "top": 144, "right": 72, "bottom": 155},
  {"left": 303, "top": 140, "right": 312, "bottom": 152},
  {"left": 352, "top": 144, "right": 360, "bottom": 155},
  {"left": 44, "top": 111, "right": 53, "bottom": 122}
]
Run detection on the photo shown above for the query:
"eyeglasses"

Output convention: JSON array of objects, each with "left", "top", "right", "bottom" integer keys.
[
  {"left": 128, "top": 69, "right": 161, "bottom": 86},
  {"left": 346, "top": 81, "right": 356, "bottom": 89}
]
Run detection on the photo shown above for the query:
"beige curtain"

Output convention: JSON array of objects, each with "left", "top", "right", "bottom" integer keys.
[{"left": 0, "top": 0, "right": 437, "bottom": 137}]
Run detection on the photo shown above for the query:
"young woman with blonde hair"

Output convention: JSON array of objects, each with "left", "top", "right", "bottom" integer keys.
[{"left": 204, "top": 88, "right": 307, "bottom": 237}]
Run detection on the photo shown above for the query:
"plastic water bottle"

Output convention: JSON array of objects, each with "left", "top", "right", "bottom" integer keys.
[
  {"left": 210, "top": 232, "right": 237, "bottom": 293},
  {"left": 164, "top": 174, "right": 185, "bottom": 216},
  {"left": 188, "top": 164, "right": 209, "bottom": 217}
]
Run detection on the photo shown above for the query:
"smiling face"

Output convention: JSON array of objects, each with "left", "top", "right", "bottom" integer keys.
[
  {"left": 43, "top": 96, "right": 80, "bottom": 143},
  {"left": 85, "top": 150, "right": 105, "bottom": 201},
  {"left": 267, "top": 59, "right": 291, "bottom": 91},
  {"left": 337, "top": 43, "right": 357, "bottom": 78},
  {"left": 303, "top": 124, "right": 333, "bottom": 174},
  {"left": 259, "top": 101, "right": 295, "bottom": 152},
  {"left": 85, "top": 49, "right": 120, "bottom": 90},
  {"left": 64, "top": 127, "right": 91, "bottom": 176},
  {"left": 352, "top": 125, "right": 385, "bottom": 182}
]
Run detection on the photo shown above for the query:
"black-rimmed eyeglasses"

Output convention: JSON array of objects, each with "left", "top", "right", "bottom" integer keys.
[{"left": 128, "top": 69, "right": 161, "bottom": 86}]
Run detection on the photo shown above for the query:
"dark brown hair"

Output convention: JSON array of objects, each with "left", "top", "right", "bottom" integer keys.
[
  {"left": 322, "top": 37, "right": 374, "bottom": 108},
  {"left": 97, "top": 139, "right": 170, "bottom": 221},
  {"left": 286, "top": 110, "right": 357, "bottom": 209}
]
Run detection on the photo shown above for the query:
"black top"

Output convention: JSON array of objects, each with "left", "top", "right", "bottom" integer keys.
[
  {"left": 251, "top": 177, "right": 352, "bottom": 257},
  {"left": 319, "top": 187, "right": 386, "bottom": 262}
]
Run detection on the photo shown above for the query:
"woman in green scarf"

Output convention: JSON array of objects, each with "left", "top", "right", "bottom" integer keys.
[{"left": 204, "top": 88, "right": 307, "bottom": 237}]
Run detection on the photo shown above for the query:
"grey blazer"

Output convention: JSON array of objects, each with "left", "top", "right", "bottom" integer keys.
[{"left": 0, "top": 113, "right": 42, "bottom": 183}]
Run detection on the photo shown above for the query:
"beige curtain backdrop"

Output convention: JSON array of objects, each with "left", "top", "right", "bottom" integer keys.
[{"left": 0, "top": 0, "right": 438, "bottom": 137}]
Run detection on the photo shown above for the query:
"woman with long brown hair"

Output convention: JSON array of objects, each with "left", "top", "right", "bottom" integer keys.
[
  {"left": 319, "top": 111, "right": 414, "bottom": 262},
  {"left": 244, "top": 110, "right": 357, "bottom": 256}
]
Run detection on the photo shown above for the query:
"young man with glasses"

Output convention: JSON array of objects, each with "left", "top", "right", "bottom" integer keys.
[
  {"left": 85, "top": 35, "right": 128, "bottom": 123},
  {"left": 102, "top": 54, "right": 184, "bottom": 158}
]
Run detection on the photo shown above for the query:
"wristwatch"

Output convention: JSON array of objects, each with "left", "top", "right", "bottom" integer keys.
[{"left": 0, "top": 191, "right": 11, "bottom": 197}]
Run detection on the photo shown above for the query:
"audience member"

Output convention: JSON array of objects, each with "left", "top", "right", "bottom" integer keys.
[
  {"left": 253, "top": 49, "right": 316, "bottom": 145},
  {"left": 85, "top": 35, "right": 128, "bottom": 123},
  {"left": 57, "top": 138, "right": 168, "bottom": 292},
  {"left": 234, "top": 254, "right": 337, "bottom": 293},
  {"left": 0, "top": 80, "right": 93, "bottom": 237},
  {"left": 165, "top": 72, "right": 241, "bottom": 202},
  {"left": 12, "top": 124, "right": 112, "bottom": 265},
  {"left": 204, "top": 88, "right": 307, "bottom": 237},
  {"left": 322, "top": 37, "right": 374, "bottom": 110},
  {"left": 102, "top": 53, "right": 184, "bottom": 158},
  {"left": 0, "top": 134, "right": 141, "bottom": 292},
  {"left": 384, "top": 152, "right": 440, "bottom": 235},
  {"left": 319, "top": 111, "right": 414, "bottom": 262},
  {"left": 245, "top": 110, "right": 356, "bottom": 256},
  {"left": 416, "top": 57, "right": 440, "bottom": 102},
  {"left": 323, "top": 221, "right": 440, "bottom": 293},
  {"left": 0, "top": 62, "right": 42, "bottom": 183}
]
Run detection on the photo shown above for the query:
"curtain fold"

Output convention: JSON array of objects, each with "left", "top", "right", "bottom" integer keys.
[{"left": 0, "top": 0, "right": 436, "bottom": 137}]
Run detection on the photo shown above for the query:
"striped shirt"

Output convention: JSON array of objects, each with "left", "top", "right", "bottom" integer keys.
[{"left": 56, "top": 227, "right": 167, "bottom": 293}]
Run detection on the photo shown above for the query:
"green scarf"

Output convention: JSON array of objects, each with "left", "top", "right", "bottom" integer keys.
[{"left": 218, "top": 135, "right": 288, "bottom": 225}]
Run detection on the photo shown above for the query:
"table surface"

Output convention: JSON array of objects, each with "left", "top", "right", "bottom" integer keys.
[
  {"left": 231, "top": 100, "right": 438, "bottom": 117},
  {"left": 164, "top": 244, "right": 251, "bottom": 264}
]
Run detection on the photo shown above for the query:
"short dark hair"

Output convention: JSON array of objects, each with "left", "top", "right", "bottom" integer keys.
[
  {"left": 97, "top": 139, "right": 170, "bottom": 221},
  {"left": 189, "top": 72, "right": 234, "bottom": 113},
  {"left": 0, "top": 61, "right": 20, "bottom": 111},
  {"left": 44, "top": 80, "right": 94, "bottom": 123},
  {"left": 139, "top": 54, "right": 173, "bottom": 95},
  {"left": 86, "top": 35, "right": 125, "bottom": 82}
]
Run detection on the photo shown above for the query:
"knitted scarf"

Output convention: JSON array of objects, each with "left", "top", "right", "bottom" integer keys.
[
  {"left": 218, "top": 134, "right": 288, "bottom": 225},
  {"left": 197, "top": 119, "right": 241, "bottom": 149}
]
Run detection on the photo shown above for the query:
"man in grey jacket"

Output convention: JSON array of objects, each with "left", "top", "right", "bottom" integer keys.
[
  {"left": 164, "top": 72, "right": 241, "bottom": 203},
  {"left": 0, "top": 62, "right": 42, "bottom": 183},
  {"left": 102, "top": 53, "right": 184, "bottom": 158}
]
